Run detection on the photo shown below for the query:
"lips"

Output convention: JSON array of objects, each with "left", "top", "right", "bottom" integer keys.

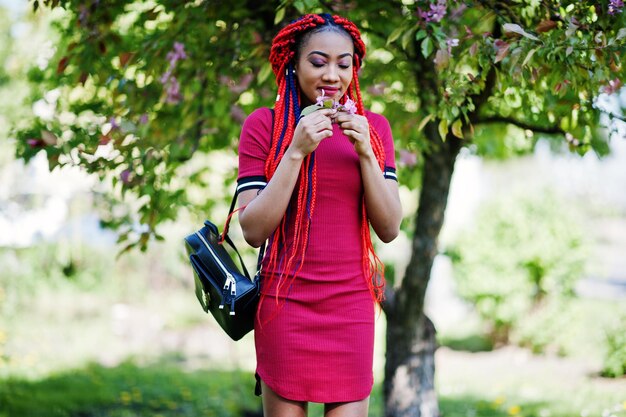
[{"left": 320, "top": 87, "right": 340, "bottom": 96}]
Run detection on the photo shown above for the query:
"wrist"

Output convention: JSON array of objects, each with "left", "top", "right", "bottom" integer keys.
[
  {"left": 285, "top": 146, "right": 306, "bottom": 162},
  {"left": 358, "top": 148, "right": 376, "bottom": 162}
]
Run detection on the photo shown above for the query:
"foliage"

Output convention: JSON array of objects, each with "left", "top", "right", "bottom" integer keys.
[
  {"left": 9, "top": 0, "right": 626, "bottom": 251},
  {"left": 0, "top": 360, "right": 261, "bottom": 417},
  {"left": 0, "top": 5, "right": 38, "bottom": 140},
  {"left": 602, "top": 316, "right": 626, "bottom": 377},
  {"left": 446, "top": 187, "right": 588, "bottom": 342},
  {"left": 0, "top": 237, "right": 623, "bottom": 414},
  {"left": 510, "top": 297, "right": 626, "bottom": 360},
  {"left": 2, "top": 350, "right": 625, "bottom": 417}
]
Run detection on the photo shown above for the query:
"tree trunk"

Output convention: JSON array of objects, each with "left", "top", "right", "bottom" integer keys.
[{"left": 384, "top": 126, "right": 462, "bottom": 417}]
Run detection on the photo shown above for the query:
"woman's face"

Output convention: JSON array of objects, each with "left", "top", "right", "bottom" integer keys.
[{"left": 295, "top": 30, "right": 355, "bottom": 107}]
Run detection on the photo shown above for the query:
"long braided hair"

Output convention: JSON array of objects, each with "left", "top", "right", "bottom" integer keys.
[{"left": 261, "top": 13, "right": 386, "bottom": 316}]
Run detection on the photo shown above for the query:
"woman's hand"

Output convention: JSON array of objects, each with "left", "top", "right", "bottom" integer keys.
[
  {"left": 335, "top": 111, "right": 373, "bottom": 157},
  {"left": 288, "top": 108, "right": 336, "bottom": 160}
]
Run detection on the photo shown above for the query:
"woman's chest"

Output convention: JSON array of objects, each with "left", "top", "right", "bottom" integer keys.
[{"left": 314, "top": 124, "right": 362, "bottom": 198}]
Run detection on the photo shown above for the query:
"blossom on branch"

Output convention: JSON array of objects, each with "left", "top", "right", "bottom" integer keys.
[
  {"left": 603, "top": 78, "right": 623, "bottom": 95},
  {"left": 160, "top": 41, "right": 187, "bottom": 105},
  {"left": 609, "top": 0, "right": 624, "bottom": 14},
  {"left": 418, "top": 0, "right": 447, "bottom": 23}
]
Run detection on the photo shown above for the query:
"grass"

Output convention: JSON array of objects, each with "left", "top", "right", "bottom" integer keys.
[
  {"left": 2, "top": 241, "right": 626, "bottom": 416},
  {"left": 2, "top": 356, "right": 624, "bottom": 417},
  {"left": 0, "top": 359, "right": 261, "bottom": 417},
  {"left": 436, "top": 346, "right": 626, "bottom": 417}
]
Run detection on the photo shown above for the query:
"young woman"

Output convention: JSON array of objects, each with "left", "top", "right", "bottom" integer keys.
[{"left": 236, "top": 13, "right": 402, "bottom": 417}]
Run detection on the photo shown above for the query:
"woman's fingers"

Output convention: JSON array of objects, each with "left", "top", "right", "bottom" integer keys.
[{"left": 290, "top": 109, "right": 335, "bottom": 156}]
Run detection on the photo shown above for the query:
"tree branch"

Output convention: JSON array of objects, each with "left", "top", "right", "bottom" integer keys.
[{"left": 476, "top": 115, "right": 565, "bottom": 134}]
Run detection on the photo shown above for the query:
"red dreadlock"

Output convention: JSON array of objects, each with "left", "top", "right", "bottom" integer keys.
[{"left": 261, "top": 14, "right": 386, "bottom": 319}]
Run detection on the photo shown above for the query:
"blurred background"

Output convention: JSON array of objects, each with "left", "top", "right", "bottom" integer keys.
[{"left": 1, "top": 1, "right": 625, "bottom": 417}]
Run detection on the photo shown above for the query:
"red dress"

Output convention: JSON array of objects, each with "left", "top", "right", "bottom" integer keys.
[{"left": 237, "top": 107, "right": 397, "bottom": 403}]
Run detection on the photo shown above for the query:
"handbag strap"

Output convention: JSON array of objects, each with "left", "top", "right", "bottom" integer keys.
[
  {"left": 222, "top": 232, "right": 251, "bottom": 278},
  {"left": 220, "top": 188, "right": 266, "bottom": 279},
  {"left": 219, "top": 107, "right": 272, "bottom": 279}
]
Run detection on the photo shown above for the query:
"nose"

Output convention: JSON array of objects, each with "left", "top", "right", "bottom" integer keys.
[{"left": 323, "top": 65, "right": 340, "bottom": 82}]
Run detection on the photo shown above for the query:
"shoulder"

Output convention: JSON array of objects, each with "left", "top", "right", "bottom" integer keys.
[
  {"left": 240, "top": 107, "right": 273, "bottom": 148},
  {"left": 364, "top": 110, "right": 391, "bottom": 131},
  {"left": 364, "top": 109, "right": 392, "bottom": 138},
  {"left": 243, "top": 107, "right": 273, "bottom": 129}
]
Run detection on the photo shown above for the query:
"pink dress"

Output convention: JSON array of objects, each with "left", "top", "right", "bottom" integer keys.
[{"left": 237, "top": 107, "right": 397, "bottom": 403}]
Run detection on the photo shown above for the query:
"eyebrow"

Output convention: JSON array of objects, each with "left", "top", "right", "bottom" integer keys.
[{"left": 307, "top": 50, "right": 353, "bottom": 59}]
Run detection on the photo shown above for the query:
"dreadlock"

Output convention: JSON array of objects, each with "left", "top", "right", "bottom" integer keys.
[{"left": 261, "top": 13, "right": 386, "bottom": 317}]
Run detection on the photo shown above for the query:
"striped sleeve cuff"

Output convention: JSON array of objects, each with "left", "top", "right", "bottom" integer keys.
[
  {"left": 383, "top": 166, "right": 398, "bottom": 181},
  {"left": 237, "top": 176, "right": 267, "bottom": 193}
]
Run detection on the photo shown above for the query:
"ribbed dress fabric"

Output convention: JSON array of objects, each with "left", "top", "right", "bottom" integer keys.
[{"left": 237, "top": 107, "right": 396, "bottom": 403}]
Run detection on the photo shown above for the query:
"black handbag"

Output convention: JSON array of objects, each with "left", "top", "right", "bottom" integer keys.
[{"left": 184, "top": 191, "right": 265, "bottom": 341}]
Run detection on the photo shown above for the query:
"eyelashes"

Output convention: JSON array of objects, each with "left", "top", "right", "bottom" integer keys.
[{"left": 310, "top": 61, "right": 351, "bottom": 69}]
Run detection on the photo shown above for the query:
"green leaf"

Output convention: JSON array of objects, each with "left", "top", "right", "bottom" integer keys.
[
  {"left": 402, "top": 27, "right": 416, "bottom": 51},
  {"left": 451, "top": 119, "right": 463, "bottom": 139},
  {"left": 418, "top": 114, "right": 434, "bottom": 131},
  {"left": 294, "top": 0, "right": 305, "bottom": 12},
  {"left": 503, "top": 23, "right": 540, "bottom": 41},
  {"left": 274, "top": 7, "right": 286, "bottom": 25},
  {"left": 522, "top": 48, "right": 539, "bottom": 67},
  {"left": 438, "top": 119, "right": 448, "bottom": 142},
  {"left": 387, "top": 26, "right": 405, "bottom": 46},
  {"left": 258, "top": 62, "right": 272, "bottom": 84},
  {"left": 300, "top": 104, "right": 321, "bottom": 117},
  {"left": 415, "top": 29, "right": 427, "bottom": 41},
  {"left": 421, "top": 37, "right": 433, "bottom": 58}
]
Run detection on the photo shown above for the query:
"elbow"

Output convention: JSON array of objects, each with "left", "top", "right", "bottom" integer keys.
[
  {"left": 375, "top": 220, "right": 401, "bottom": 243},
  {"left": 378, "top": 227, "right": 400, "bottom": 243},
  {"left": 375, "top": 214, "right": 402, "bottom": 243},
  {"left": 239, "top": 209, "right": 272, "bottom": 248},
  {"left": 241, "top": 224, "right": 265, "bottom": 248},
  {"left": 242, "top": 231, "right": 265, "bottom": 248}
]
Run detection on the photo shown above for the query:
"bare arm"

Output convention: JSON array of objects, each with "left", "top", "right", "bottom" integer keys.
[
  {"left": 238, "top": 108, "right": 336, "bottom": 247},
  {"left": 335, "top": 111, "right": 402, "bottom": 242},
  {"left": 359, "top": 154, "right": 402, "bottom": 242}
]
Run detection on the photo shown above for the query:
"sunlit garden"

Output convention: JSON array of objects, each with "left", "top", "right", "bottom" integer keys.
[{"left": 2, "top": 1, "right": 626, "bottom": 417}]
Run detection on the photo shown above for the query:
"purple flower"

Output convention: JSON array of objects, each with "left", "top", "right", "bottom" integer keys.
[
  {"left": 609, "top": 0, "right": 624, "bottom": 14},
  {"left": 342, "top": 97, "right": 357, "bottom": 114},
  {"left": 120, "top": 169, "right": 132, "bottom": 185},
  {"left": 109, "top": 116, "right": 120, "bottom": 130},
  {"left": 316, "top": 89, "right": 327, "bottom": 106},
  {"left": 230, "top": 104, "right": 247, "bottom": 124},
  {"left": 173, "top": 42, "right": 187, "bottom": 58},
  {"left": 160, "top": 41, "right": 187, "bottom": 92},
  {"left": 399, "top": 149, "right": 417, "bottom": 167},
  {"left": 367, "top": 83, "right": 386, "bottom": 96},
  {"left": 603, "top": 78, "right": 622, "bottom": 95},
  {"left": 27, "top": 138, "right": 44, "bottom": 148},
  {"left": 446, "top": 38, "right": 459, "bottom": 54},
  {"left": 166, "top": 42, "right": 187, "bottom": 67},
  {"left": 165, "top": 77, "right": 182, "bottom": 104},
  {"left": 160, "top": 69, "right": 172, "bottom": 85},
  {"left": 139, "top": 113, "right": 149, "bottom": 124},
  {"left": 418, "top": 0, "right": 447, "bottom": 23}
]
